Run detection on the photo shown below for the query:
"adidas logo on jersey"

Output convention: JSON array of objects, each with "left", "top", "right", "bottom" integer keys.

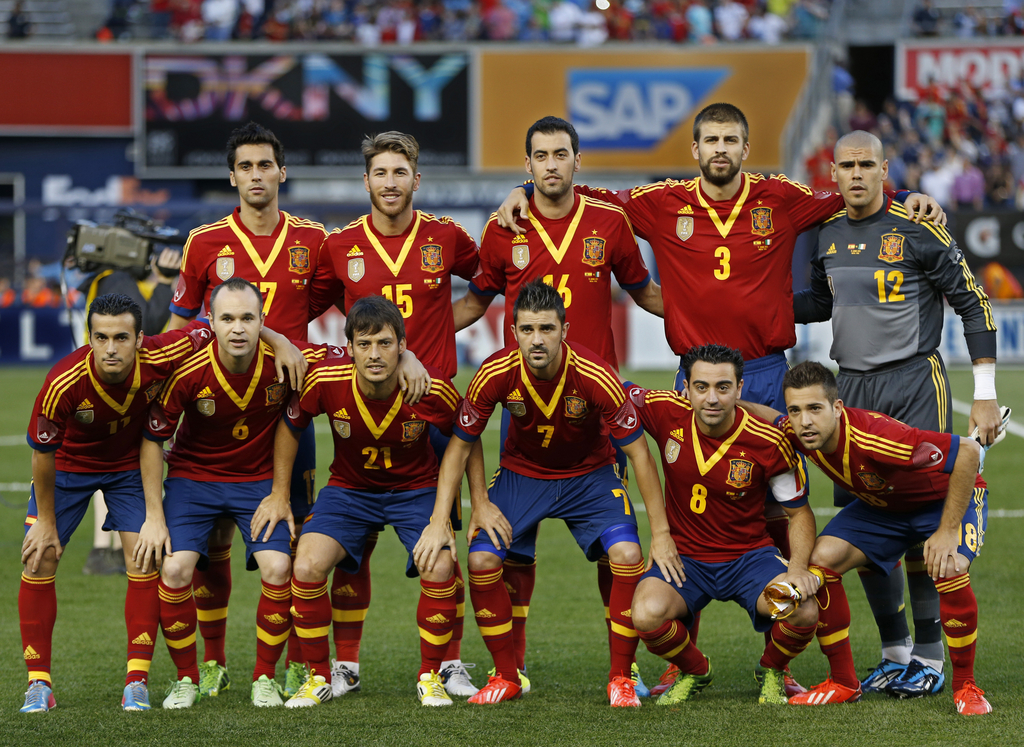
[
  {"left": 193, "top": 585, "right": 214, "bottom": 598},
  {"left": 196, "top": 386, "right": 214, "bottom": 399},
  {"left": 511, "top": 234, "right": 529, "bottom": 245},
  {"left": 670, "top": 428, "right": 686, "bottom": 442},
  {"left": 507, "top": 389, "right": 524, "bottom": 402},
  {"left": 945, "top": 619, "right": 968, "bottom": 628},
  {"left": 218, "top": 246, "right": 234, "bottom": 257},
  {"left": 132, "top": 632, "right": 155, "bottom": 646},
  {"left": 264, "top": 613, "right": 288, "bottom": 625},
  {"left": 77, "top": 398, "right": 94, "bottom": 410},
  {"left": 826, "top": 243, "right": 837, "bottom": 255},
  {"left": 475, "top": 608, "right": 497, "bottom": 619},
  {"left": 677, "top": 205, "right": 693, "bottom": 214},
  {"left": 333, "top": 409, "right": 351, "bottom": 420},
  {"left": 23, "top": 646, "right": 40, "bottom": 660},
  {"left": 426, "top": 613, "right": 450, "bottom": 624},
  {"left": 333, "top": 584, "right": 358, "bottom": 597},
  {"left": 347, "top": 246, "right": 363, "bottom": 257},
  {"left": 165, "top": 621, "right": 189, "bottom": 633}
]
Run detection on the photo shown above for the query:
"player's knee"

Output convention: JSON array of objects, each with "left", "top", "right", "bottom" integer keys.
[
  {"left": 23, "top": 552, "right": 59, "bottom": 578},
  {"left": 161, "top": 556, "right": 193, "bottom": 587},
  {"left": 631, "top": 584, "right": 678, "bottom": 632},
  {"left": 258, "top": 552, "right": 292, "bottom": 585},
  {"left": 421, "top": 553, "right": 454, "bottom": 583},
  {"left": 607, "top": 541, "right": 643, "bottom": 567},
  {"left": 790, "top": 598, "right": 819, "bottom": 627},
  {"left": 291, "top": 552, "right": 327, "bottom": 584},
  {"left": 468, "top": 550, "right": 501, "bottom": 572}
]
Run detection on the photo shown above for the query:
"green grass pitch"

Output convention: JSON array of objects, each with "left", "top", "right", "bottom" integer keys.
[{"left": 0, "top": 365, "right": 1022, "bottom": 746}]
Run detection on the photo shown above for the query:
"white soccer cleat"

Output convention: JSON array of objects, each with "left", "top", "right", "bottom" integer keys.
[
  {"left": 440, "top": 661, "right": 479, "bottom": 697},
  {"left": 284, "top": 672, "right": 332, "bottom": 709},
  {"left": 162, "top": 676, "right": 199, "bottom": 709},
  {"left": 417, "top": 672, "right": 454, "bottom": 707},
  {"left": 250, "top": 674, "right": 284, "bottom": 707},
  {"left": 329, "top": 659, "right": 361, "bottom": 697}
]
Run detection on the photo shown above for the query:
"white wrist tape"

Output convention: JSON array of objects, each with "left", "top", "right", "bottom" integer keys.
[{"left": 973, "top": 362, "right": 997, "bottom": 401}]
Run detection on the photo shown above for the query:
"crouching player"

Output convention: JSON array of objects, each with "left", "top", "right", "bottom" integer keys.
[
  {"left": 764, "top": 361, "right": 991, "bottom": 715},
  {"left": 279, "top": 295, "right": 484, "bottom": 708},
  {"left": 626, "top": 344, "right": 819, "bottom": 705}
]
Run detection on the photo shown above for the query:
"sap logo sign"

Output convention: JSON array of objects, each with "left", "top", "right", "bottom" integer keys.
[{"left": 568, "top": 69, "right": 729, "bottom": 150}]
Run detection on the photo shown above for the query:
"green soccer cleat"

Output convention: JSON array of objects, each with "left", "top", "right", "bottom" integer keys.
[
  {"left": 283, "top": 661, "right": 308, "bottom": 698},
  {"left": 758, "top": 667, "right": 788, "bottom": 705},
  {"left": 198, "top": 661, "right": 230, "bottom": 697},
  {"left": 250, "top": 674, "right": 285, "bottom": 707},
  {"left": 656, "top": 657, "right": 714, "bottom": 705},
  {"left": 163, "top": 676, "right": 199, "bottom": 709}
]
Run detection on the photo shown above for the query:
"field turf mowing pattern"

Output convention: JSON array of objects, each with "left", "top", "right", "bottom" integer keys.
[{"left": 0, "top": 365, "right": 1021, "bottom": 746}]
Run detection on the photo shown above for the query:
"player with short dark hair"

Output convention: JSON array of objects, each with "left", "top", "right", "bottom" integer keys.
[
  {"left": 274, "top": 296, "right": 480, "bottom": 708},
  {"left": 626, "top": 344, "right": 817, "bottom": 706},
  {"left": 19, "top": 293, "right": 214, "bottom": 713},
  {"left": 226, "top": 121, "right": 286, "bottom": 173},
  {"left": 418, "top": 280, "right": 666, "bottom": 707}
]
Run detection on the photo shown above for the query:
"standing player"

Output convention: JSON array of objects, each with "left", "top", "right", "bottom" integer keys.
[
  {"left": 460, "top": 115, "right": 663, "bottom": 691},
  {"left": 20, "top": 293, "right": 213, "bottom": 713},
  {"left": 141, "top": 279, "right": 340, "bottom": 709},
  {"left": 626, "top": 345, "right": 817, "bottom": 705},
  {"left": 273, "top": 296, "right": 483, "bottom": 708},
  {"left": 496, "top": 102, "right": 943, "bottom": 696},
  {"left": 760, "top": 362, "right": 992, "bottom": 716},
  {"left": 305, "top": 131, "right": 482, "bottom": 697},
  {"left": 419, "top": 280, "right": 665, "bottom": 708},
  {"left": 793, "top": 130, "right": 1001, "bottom": 697}
]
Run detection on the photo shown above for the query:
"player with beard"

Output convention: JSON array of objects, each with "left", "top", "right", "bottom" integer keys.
[
  {"left": 496, "top": 102, "right": 945, "bottom": 697},
  {"left": 304, "top": 132, "right": 482, "bottom": 698}
]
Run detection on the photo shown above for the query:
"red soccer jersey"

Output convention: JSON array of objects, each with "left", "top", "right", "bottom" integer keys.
[
  {"left": 171, "top": 208, "right": 328, "bottom": 340},
  {"left": 577, "top": 174, "right": 844, "bottom": 359},
  {"left": 472, "top": 192, "right": 651, "bottom": 371},
  {"left": 287, "top": 362, "right": 460, "bottom": 492},
  {"left": 28, "top": 322, "right": 213, "bottom": 473},
  {"left": 627, "top": 385, "right": 807, "bottom": 562},
  {"left": 778, "top": 406, "right": 986, "bottom": 513},
  {"left": 307, "top": 210, "right": 480, "bottom": 377},
  {"left": 147, "top": 339, "right": 342, "bottom": 481},
  {"left": 456, "top": 342, "right": 641, "bottom": 479}
]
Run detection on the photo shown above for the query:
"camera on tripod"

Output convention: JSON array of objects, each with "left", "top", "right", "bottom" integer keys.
[{"left": 66, "top": 209, "right": 185, "bottom": 280}]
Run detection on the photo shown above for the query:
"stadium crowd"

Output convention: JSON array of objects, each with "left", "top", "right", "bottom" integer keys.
[{"left": 911, "top": 0, "right": 1024, "bottom": 38}]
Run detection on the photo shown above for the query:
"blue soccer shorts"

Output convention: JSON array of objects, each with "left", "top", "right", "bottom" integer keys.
[
  {"left": 820, "top": 488, "right": 988, "bottom": 574},
  {"left": 641, "top": 545, "right": 789, "bottom": 633},
  {"left": 25, "top": 469, "right": 145, "bottom": 547},
  {"left": 163, "top": 477, "right": 292, "bottom": 570},
  {"left": 468, "top": 464, "right": 639, "bottom": 564},
  {"left": 303, "top": 485, "right": 443, "bottom": 578}
]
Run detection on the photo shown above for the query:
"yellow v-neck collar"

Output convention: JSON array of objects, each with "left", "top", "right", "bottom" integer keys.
[
  {"left": 361, "top": 211, "right": 423, "bottom": 277},
  {"left": 690, "top": 408, "right": 748, "bottom": 477},
  {"left": 527, "top": 194, "right": 588, "bottom": 265},
  {"left": 694, "top": 174, "right": 751, "bottom": 239},
  {"left": 815, "top": 409, "right": 852, "bottom": 486},
  {"left": 519, "top": 343, "right": 571, "bottom": 420},
  {"left": 209, "top": 341, "right": 267, "bottom": 411},
  {"left": 226, "top": 210, "right": 290, "bottom": 278},
  {"left": 352, "top": 374, "right": 404, "bottom": 440},
  {"left": 86, "top": 350, "right": 141, "bottom": 416}
]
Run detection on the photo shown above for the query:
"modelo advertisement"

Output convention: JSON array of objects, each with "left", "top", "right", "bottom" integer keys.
[{"left": 897, "top": 39, "right": 1024, "bottom": 100}]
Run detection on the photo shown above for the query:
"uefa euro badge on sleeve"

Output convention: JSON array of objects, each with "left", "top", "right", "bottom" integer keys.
[
  {"left": 676, "top": 216, "right": 693, "bottom": 242},
  {"left": 216, "top": 257, "right": 234, "bottom": 281},
  {"left": 750, "top": 207, "right": 774, "bottom": 237},
  {"left": 879, "top": 233, "right": 905, "bottom": 263},
  {"left": 512, "top": 236, "right": 530, "bottom": 269}
]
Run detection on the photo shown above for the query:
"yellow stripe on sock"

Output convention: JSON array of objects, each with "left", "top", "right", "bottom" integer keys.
[
  {"left": 456, "top": 602, "right": 466, "bottom": 617},
  {"left": 663, "top": 638, "right": 690, "bottom": 660},
  {"left": 478, "top": 622, "right": 513, "bottom": 637},
  {"left": 164, "top": 633, "right": 196, "bottom": 649},
  {"left": 610, "top": 621, "right": 639, "bottom": 638},
  {"left": 511, "top": 605, "right": 529, "bottom": 618},
  {"left": 197, "top": 608, "right": 228, "bottom": 622},
  {"left": 127, "top": 658, "right": 152, "bottom": 673},
  {"left": 418, "top": 627, "right": 454, "bottom": 646},
  {"left": 28, "top": 671, "right": 51, "bottom": 683},
  {"left": 257, "top": 628, "right": 291, "bottom": 646},
  {"left": 771, "top": 640, "right": 798, "bottom": 658},
  {"left": 945, "top": 631, "right": 978, "bottom": 648},
  {"left": 296, "top": 625, "right": 331, "bottom": 639},
  {"left": 332, "top": 608, "right": 368, "bottom": 623},
  {"left": 818, "top": 627, "right": 850, "bottom": 646}
]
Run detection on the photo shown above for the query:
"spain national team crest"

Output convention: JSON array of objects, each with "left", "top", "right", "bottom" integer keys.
[
  {"left": 675, "top": 216, "right": 693, "bottom": 242},
  {"left": 288, "top": 245, "right": 310, "bottom": 274},
  {"left": 420, "top": 244, "right": 444, "bottom": 273},
  {"left": 564, "top": 396, "right": 588, "bottom": 419},
  {"left": 506, "top": 402, "right": 526, "bottom": 417},
  {"left": 348, "top": 258, "right": 365, "bottom": 282},
  {"left": 665, "top": 439, "right": 680, "bottom": 464},
  {"left": 145, "top": 382, "right": 164, "bottom": 403},
  {"left": 265, "top": 382, "right": 286, "bottom": 406},
  {"left": 74, "top": 409, "right": 94, "bottom": 424},
  {"left": 333, "top": 420, "right": 351, "bottom": 438},
  {"left": 513, "top": 243, "right": 530, "bottom": 270},
  {"left": 582, "top": 237, "right": 606, "bottom": 267},
  {"left": 858, "top": 472, "right": 887, "bottom": 490},
  {"left": 879, "top": 233, "right": 905, "bottom": 263},
  {"left": 216, "top": 257, "right": 234, "bottom": 281},
  {"left": 726, "top": 459, "right": 754, "bottom": 488},
  {"left": 197, "top": 399, "right": 215, "bottom": 416},
  {"left": 750, "top": 207, "right": 774, "bottom": 237},
  {"left": 402, "top": 420, "right": 426, "bottom": 442}
]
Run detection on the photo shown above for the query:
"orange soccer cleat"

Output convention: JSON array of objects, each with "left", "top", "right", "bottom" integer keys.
[
  {"left": 788, "top": 677, "right": 862, "bottom": 706},
  {"left": 649, "top": 663, "right": 680, "bottom": 697},
  {"left": 608, "top": 676, "right": 641, "bottom": 708},
  {"left": 467, "top": 674, "right": 522, "bottom": 704},
  {"left": 954, "top": 682, "right": 992, "bottom": 716}
]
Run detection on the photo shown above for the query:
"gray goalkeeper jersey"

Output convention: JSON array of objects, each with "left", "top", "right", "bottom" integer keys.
[{"left": 794, "top": 199, "right": 996, "bottom": 372}]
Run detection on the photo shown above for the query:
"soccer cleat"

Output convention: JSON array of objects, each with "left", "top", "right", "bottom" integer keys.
[
  {"left": 656, "top": 657, "right": 714, "bottom": 705},
  {"left": 789, "top": 677, "right": 862, "bottom": 705},
  {"left": 250, "top": 674, "right": 284, "bottom": 707},
  {"left": 329, "top": 659, "right": 361, "bottom": 697},
  {"left": 122, "top": 681, "right": 151, "bottom": 711},
  {"left": 467, "top": 674, "right": 522, "bottom": 704},
  {"left": 631, "top": 662, "right": 650, "bottom": 698},
  {"left": 954, "top": 682, "right": 992, "bottom": 715},
  {"left": 488, "top": 666, "right": 530, "bottom": 694},
  {"left": 757, "top": 667, "right": 788, "bottom": 705},
  {"left": 20, "top": 681, "right": 55, "bottom": 713},
  {"left": 162, "top": 676, "right": 199, "bottom": 709},
  {"left": 439, "top": 661, "right": 479, "bottom": 697},
  {"left": 755, "top": 663, "right": 806, "bottom": 697},
  {"left": 649, "top": 663, "right": 680, "bottom": 697},
  {"left": 283, "top": 661, "right": 307, "bottom": 698},
  {"left": 198, "top": 661, "right": 230, "bottom": 697},
  {"left": 608, "top": 675, "right": 641, "bottom": 707},
  {"left": 284, "top": 672, "right": 332, "bottom": 709},
  {"left": 886, "top": 659, "right": 945, "bottom": 699},
  {"left": 417, "top": 672, "right": 453, "bottom": 707},
  {"left": 860, "top": 659, "right": 908, "bottom": 694}
]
